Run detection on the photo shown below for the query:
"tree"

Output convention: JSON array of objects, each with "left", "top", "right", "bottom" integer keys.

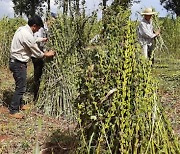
[
  {"left": 12, "top": 0, "right": 25, "bottom": 17},
  {"left": 12, "top": 0, "right": 46, "bottom": 17},
  {"left": 54, "top": 0, "right": 81, "bottom": 15},
  {"left": 111, "top": 0, "right": 140, "bottom": 9},
  {"left": 101, "top": 0, "right": 140, "bottom": 35},
  {"left": 160, "top": 0, "right": 180, "bottom": 16}
]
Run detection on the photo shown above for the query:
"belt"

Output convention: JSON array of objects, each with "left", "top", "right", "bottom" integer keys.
[{"left": 10, "top": 58, "right": 27, "bottom": 64}]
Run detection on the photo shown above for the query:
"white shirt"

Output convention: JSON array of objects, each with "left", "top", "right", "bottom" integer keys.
[
  {"left": 33, "top": 27, "right": 47, "bottom": 52},
  {"left": 138, "top": 18, "right": 156, "bottom": 46},
  {"left": 10, "top": 24, "right": 44, "bottom": 62}
]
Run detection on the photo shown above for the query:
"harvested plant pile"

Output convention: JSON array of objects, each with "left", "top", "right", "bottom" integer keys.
[
  {"left": 37, "top": 15, "right": 98, "bottom": 119},
  {"left": 74, "top": 7, "right": 180, "bottom": 153}
]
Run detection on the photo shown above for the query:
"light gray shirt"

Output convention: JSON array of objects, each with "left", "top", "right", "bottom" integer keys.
[
  {"left": 10, "top": 24, "right": 44, "bottom": 62},
  {"left": 138, "top": 18, "right": 156, "bottom": 46},
  {"left": 34, "top": 27, "right": 47, "bottom": 50}
]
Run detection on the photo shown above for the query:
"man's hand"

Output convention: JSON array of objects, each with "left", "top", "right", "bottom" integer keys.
[
  {"left": 155, "top": 29, "right": 161, "bottom": 36},
  {"left": 41, "top": 38, "right": 48, "bottom": 42},
  {"left": 36, "top": 37, "right": 48, "bottom": 43},
  {"left": 44, "top": 50, "right": 55, "bottom": 57}
]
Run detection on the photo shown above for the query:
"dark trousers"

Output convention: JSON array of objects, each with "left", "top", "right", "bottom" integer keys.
[
  {"left": 147, "top": 44, "right": 155, "bottom": 64},
  {"left": 9, "top": 60, "right": 27, "bottom": 114},
  {"left": 142, "top": 44, "right": 155, "bottom": 64},
  {"left": 32, "top": 57, "right": 44, "bottom": 101}
]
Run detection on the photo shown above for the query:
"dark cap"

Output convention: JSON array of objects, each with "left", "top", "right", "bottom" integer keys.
[{"left": 50, "top": 12, "right": 57, "bottom": 19}]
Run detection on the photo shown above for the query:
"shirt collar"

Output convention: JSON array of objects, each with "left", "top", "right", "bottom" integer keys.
[
  {"left": 143, "top": 18, "right": 152, "bottom": 24},
  {"left": 25, "top": 24, "right": 34, "bottom": 35}
]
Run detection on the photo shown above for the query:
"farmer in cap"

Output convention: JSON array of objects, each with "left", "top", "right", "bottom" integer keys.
[
  {"left": 9, "top": 15, "right": 55, "bottom": 119},
  {"left": 32, "top": 27, "right": 47, "bottom": 101},
  {"left": 138, "top": 8, "right": 160, "bottom": 62},
  {"left": 32, "top": 12, "right": 57, "bottom": 101}
]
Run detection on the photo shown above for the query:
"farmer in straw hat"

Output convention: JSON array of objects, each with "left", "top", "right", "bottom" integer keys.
[{"left": 138, "top": 8, "right": 160, "bottom": 63}]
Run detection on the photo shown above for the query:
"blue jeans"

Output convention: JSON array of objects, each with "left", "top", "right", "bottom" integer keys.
[{"left": 9, "top": 59, "right": 27, "bottom": 114}]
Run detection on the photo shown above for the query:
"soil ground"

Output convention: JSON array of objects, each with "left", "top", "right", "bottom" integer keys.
[
  {"left": 0, "top": 64, "right": 78, "bottom": 154},
  {"left": 0, "top": 58, "right": 180, "bottom": 153},
  {"left": 153, "top": 58, "right": 180, "bottom": 136}
]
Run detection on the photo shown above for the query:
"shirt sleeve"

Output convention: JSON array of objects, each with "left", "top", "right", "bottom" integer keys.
[
  {"left": 34, "top": 28, "right": 45, "bottom": 42},
  {"left": 35, "top": 37, "right": 45, "bottom": 43},
  {"left": 23, "top": 33, "right": 44, "bottom": 58},
  {"left": 139, "top": 22, "right": 156, "bottom": 39}
]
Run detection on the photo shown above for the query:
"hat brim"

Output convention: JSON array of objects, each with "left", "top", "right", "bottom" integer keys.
[{"left": 141, "top": 12, "right": 157, "bottom": 15}]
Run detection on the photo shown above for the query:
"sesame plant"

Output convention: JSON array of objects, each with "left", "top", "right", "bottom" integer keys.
[
  {"left": 37, "top": 14, "right": 99, "bottom": 119},
  {"left": 74, "top": 7, "right": 180, "bottom": 153},
  {"left": 0, "top": 17, "right": 26, "bottom": 66},
  {"left": 160, "top": 17, "right": 180, "bottom": 58},
  {"left": 152, "top": 15, "right": 179, "bottom": 59}
]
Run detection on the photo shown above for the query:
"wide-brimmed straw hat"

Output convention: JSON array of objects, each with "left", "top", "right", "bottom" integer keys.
[{"left": 141, "top": 8, "right": 157, "bottom": 15}]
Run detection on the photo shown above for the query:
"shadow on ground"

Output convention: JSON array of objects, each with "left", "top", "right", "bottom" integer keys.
[
  {"left": 41, "top": 129, "right": 78, "bottom": 154},
  {"left": 2, "top": 89, "right": 13, "bottom": 107}
]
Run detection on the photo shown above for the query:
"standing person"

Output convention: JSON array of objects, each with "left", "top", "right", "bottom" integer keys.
[
  {"left": 9, "top": 15, "right": 55, "bottom": 119},
  {"left": 32, "top": 27, "right": 47, "bottom": 101},
  {"left": 32, "top": 12, "right": 56, "bottom": 101},
  {"left": 138, "top": 8, "right": 160, "bottom": 62}
]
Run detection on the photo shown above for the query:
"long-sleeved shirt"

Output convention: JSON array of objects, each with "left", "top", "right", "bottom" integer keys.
[
  {"left": 34, "top": 27, "right": 47, "bottom": 51},
  {"left": 138, "top": 18, "right": 156, "bottom": 46},
  {"left": 10, "top": 24, "right": 44, "bottom": 62}
]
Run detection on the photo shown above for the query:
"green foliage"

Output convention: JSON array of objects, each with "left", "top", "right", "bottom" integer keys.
[
  {"left": 111, "top": 0, "right": 140, "bottom": 9},
  {"left": 160, "top": 0, "right": 180, "bottom": 16},
  {"left": 161, "top": 17, "right": 180, "bottom": 57},
  {"left": 0, "top": 17, "right": 26, "bottom": 66},
  {"left": 0, "top": 6, "right": 179, "bottom": 154},
  {"left": 74, "top": 7, "right": 180, "bottom": 153},
  {"left": 150, "top": 15, "right": 180, "bottom": 59},
  {"left": 12, "top": 0, "right": 46, "bottom": 17},
  {"left": 37, "top": 14, "right": 98, "bottom": 119}
]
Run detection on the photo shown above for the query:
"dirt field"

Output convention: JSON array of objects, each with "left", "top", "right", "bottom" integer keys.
[
  {"left": 0, "top": 58, "right": 180, "bottom": 153},
  {"left": 0, "top": 65, "right": 77, "bottom": 154}
]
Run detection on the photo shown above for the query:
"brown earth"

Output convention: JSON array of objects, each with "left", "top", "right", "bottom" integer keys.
[
  {"left": 1, "top": 62, "right": 180, "bottom": 153},
  {"left": 0, "top": 66, "right": 78, "bottom": 154},
  {"left": 0, "top": 104, "right": 78, "bottom": 154}
]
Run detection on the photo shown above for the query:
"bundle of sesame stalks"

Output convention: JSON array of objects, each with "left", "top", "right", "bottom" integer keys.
[
  {"left": 75, "top": 7, "right": 180, "bottom": 153},
  {"left": 37, "top": 14, "right": 97, "bottom": 119},
  {"left": 152, "top": 14, "right": 170, "bottom": 57}
]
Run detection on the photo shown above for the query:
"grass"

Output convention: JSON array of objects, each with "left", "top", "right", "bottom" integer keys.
[{"left": 153, "top": 58, "right": 180, "bottom": 137}]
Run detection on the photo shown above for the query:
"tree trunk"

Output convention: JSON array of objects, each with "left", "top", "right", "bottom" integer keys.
[
  {"left": 47, "top": 0, "right": 50, "bottom": 13},
  {"left": 20, "top": 0, "right": 23, "bottom": 17},
  {"left": 30, "top": 0, "right": 35, "bottom": 17},
  {"left": 63, "top": 0, "right": 68, "bottom": 15},
  {"left": 102, "top": 0, "right": 107, "bottom": 19},
  {"left": 75, "top": 0, "right": 80, "bottom": 15},
  {"left": 69, "top": 0, "right": 73, "bottom": 17},
  {"left": 102, "top": 0, "right": 108, "bottom": 37},
  {"left": 82, "top": 0, "right": 86, "bottom": 18}
]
